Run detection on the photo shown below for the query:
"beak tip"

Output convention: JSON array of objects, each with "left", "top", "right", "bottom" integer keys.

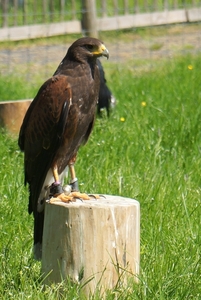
[{"left": 103, "top": 49, "right": 109, "bottom": 59}]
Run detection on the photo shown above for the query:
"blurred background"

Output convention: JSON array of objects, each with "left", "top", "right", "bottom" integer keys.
[{"left": 0, "top": 0, "right": 201, "bottom": 100}]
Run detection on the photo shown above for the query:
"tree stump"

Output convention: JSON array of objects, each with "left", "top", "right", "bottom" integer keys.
[
  {"left": 0, "top": 100, "right": 31, "bottom": 134},
  {"left": 41, "top": 195, "right": 140, "bottom": 295}
]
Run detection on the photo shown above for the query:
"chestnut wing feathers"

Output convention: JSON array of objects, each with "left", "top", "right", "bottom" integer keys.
[{"left": 19, "top": 75, "right": 72, "bottom": 213}]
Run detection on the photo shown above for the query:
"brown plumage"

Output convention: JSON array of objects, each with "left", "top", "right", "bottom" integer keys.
[{"left": 18, "top": 37, "right": 109, "bottom": 260}]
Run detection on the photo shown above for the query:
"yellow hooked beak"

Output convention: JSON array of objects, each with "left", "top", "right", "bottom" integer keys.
[{"left": 93, "top": 44, "right": 109, "bottom": 59}]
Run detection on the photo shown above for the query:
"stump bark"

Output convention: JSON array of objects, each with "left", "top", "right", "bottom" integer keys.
[{"left": 41, "top": 195, "right": 140, "bottom": 295}]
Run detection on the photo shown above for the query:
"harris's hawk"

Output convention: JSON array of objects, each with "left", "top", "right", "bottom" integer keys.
[
  {"left": 18, "top": 37, "right": 109, "bottom": 260},
  {"left": 97, "top": 59, "right": 116, "bottom": 116}
]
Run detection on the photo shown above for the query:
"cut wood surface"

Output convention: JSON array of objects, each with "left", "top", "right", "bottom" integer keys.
[{"left": 42, "top": 195, "right": 140, "bottom": 295}]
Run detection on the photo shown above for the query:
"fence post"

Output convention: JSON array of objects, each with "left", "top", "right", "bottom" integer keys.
[
  {"left": 2, "top": 0, "right": 8, "bottom": 27},
  {"left": 81, "top": 0, "right": 98, "bottom": 38}
]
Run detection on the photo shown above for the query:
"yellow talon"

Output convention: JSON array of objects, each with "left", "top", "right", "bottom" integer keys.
[
  {"left": 50, "top": 193, "right": 75, "bottom": 203},
  {"left": 70, "top": 192, "right": 90, "bottom": 200},
  {"left": 49, "top": 192, "right": 101, "bottom": 203}
]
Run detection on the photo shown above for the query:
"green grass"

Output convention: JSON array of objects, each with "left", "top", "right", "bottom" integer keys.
[
  {"left": 0, "top": 74, "right": 38, "bottom": 101},
  {"left": 0, "top": 53, "right": 201, "bottom": 299}
]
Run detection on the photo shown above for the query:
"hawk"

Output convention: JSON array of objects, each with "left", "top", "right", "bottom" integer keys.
[
  {"left": 97, "top": 59, "right": 116, "bottom": 116},
  {"left": 18, "top": 37, "right": 109, "bottom": 260}
]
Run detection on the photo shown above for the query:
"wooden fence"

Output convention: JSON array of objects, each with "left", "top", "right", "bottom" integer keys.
[{"left": 0, "top": 0, "right": 201, "bottom": 41}]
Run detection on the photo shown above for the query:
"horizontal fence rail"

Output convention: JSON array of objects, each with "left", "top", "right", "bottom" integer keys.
[{"left": 0, "top": 0, "right": 201, "bottom": 41}]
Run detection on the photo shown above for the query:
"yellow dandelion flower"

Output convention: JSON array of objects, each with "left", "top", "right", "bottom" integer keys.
[
  {"left": 188, "top": 65, "right": 193, "bottom": 70},
  {"left": 120, "top": 117, "right": 125, "bottom": 122},
  {"left": 141, "top": 101, "right": 147, "bottom": 107}
]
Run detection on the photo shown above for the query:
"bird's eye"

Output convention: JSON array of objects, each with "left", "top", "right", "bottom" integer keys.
[{"left": 86, "top": 44, "right": 94, "bottom": 51}]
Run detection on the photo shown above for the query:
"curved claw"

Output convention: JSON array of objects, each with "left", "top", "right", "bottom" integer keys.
[
  {"left": 88, "top": 194, "right": 106, "bottom": 199},
  {"left": 88, "top": 194, "right": 99, "bottom": 199}
]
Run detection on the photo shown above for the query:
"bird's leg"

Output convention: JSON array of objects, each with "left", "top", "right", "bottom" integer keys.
[
  {"left": 69, "top": 157, "right": 79, "bottom": 192},
  {"left": 49, "top": 164, "right": 75, "bottom": 202},
  {"left": 68, "top": 156, "right": 101, "bottom": 200},
  {"left": 52, "top": 165, "right": 60, "bottom": 184},
  {"left": 49, "top": 159, "right": 101, "bottom": 203},
  {"left": 49, "top": 162, "right": 90, "bottom": 202},
  {"left": 68, "top": 156, "right": 90, "bottom": 200},
  {"left": 50, "top": 165, "right": 63, "bottom": 195}
]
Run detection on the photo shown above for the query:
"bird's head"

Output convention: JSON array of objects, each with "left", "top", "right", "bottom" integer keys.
[{"left": 67, "top": 37, "right": 109, "bottom": 62}]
